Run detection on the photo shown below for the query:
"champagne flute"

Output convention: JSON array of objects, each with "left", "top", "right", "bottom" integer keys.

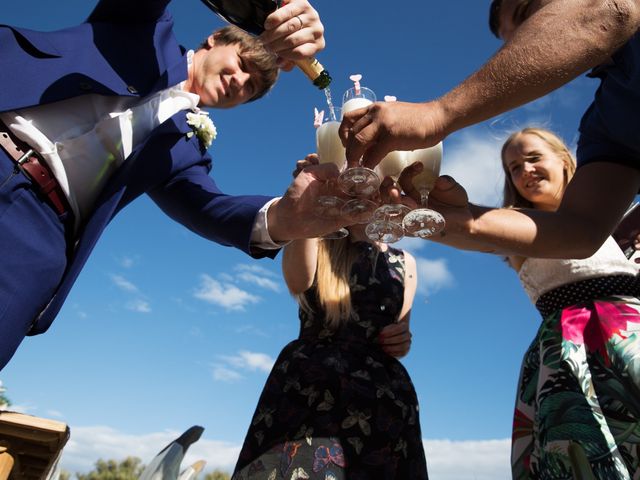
[
  {"left": 337, "top": 75, "right": 381, "bottom": 197},
  {"left": 402, "top": 143, "right": 445, "bottom": 238},
  {"left": 365, "top": 203, "right": 411, "bottom": 243},
  {"left": 366, "top": 150, "right": 410, "bottom": 243},
  {"left": 314, "top": 107, "right": 349, "bottom": 239}
]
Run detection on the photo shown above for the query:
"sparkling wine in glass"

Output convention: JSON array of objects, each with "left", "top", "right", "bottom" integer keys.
[
  {"left": 338, "top": 75, "right": 381, "bottom": 197},
  {"left": 366, "top": 150, "right": 409, "bottom": 243},
  {"left": 314, "top": 107, "right": 349, "bottom": 239},
  {"left": 402, "top": 142, "right": 445, "bottom": 238}
]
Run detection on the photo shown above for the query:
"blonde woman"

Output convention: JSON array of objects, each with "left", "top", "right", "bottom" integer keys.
[
  {"left": 497, "top": 128, "right": 639, "bottom": 478},
  {"left": 232, "top": 157, "right": 428, "bottom": 479}
]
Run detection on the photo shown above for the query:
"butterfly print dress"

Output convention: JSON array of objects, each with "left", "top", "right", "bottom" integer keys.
[{"left": 232, "top": 243, "right": 429, "bottom": 480}]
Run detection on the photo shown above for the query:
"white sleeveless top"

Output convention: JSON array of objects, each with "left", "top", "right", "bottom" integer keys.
[{"left": 517, "top": 237, "right": 639, "bottom": 304}]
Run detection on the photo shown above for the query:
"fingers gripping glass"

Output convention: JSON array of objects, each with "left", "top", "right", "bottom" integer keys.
[
  {"left": 402, "top": 143, "right": 446, "bottom": 238},
  {"left": 315, "top": 107, "right": 349, "bottom": 239},
  {"left": 365, "top": 150, "right": 409, "bottom": 243},
  {"left": 338, "top": 78, "right": 380, "bottom": 197}
]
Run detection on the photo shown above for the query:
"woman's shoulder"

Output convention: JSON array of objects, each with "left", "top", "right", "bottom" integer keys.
[{"left": 508, "top": 255, "right": 527, "bottom": 272}]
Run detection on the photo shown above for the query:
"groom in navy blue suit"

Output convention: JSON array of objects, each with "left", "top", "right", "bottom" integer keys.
[{"left": 0, "top": 0, "right": 338, "bottom": 369}]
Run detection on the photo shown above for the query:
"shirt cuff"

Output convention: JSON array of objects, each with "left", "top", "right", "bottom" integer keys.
[{"left": 250, "top": 197, "right": 291, "bottom": 250}]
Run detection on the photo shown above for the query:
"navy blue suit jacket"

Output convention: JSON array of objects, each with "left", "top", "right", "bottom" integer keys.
[{"left": 0, "top": 0, "right": 276, "bottom": 334}]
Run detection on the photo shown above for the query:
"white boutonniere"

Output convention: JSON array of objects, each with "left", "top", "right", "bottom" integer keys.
[{"left": 186, "top": 110, "right": 217, "bottom": 149}]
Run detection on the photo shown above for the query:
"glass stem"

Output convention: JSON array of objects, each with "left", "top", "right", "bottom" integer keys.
[
  {"left": 420, "top": 188, "right": 430, "bottom": 208},
  {"left": 326, "top": 177, "right": 335, "bottom": 192}
]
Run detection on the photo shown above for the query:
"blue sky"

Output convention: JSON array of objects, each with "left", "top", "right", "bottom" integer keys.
[{"left": 0, "top": 1, "right": 604, "bottom": 478}]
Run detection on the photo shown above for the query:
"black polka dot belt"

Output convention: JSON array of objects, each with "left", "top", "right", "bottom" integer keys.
[{"left": 535, "top": 274, "right": 640, "bottom": 317}]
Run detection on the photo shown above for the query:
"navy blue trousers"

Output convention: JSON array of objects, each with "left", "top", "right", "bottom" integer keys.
[{"left": 0, "top": 149, "right": 69, "bottom": 370}]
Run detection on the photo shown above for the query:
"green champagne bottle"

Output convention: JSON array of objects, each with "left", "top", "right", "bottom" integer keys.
[{"left": 200, "top": 0, "right": 332, "bottom": 89}]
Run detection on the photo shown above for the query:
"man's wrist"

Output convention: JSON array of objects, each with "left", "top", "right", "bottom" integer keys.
[
  {"left": 266, "top": 197, "right": 288, "bottom": 243},
  {"left": 424, "top": 99, "right": 455, "bottom": 141}
]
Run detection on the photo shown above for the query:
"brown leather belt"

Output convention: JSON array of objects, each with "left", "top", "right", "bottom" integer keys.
[{"left": 0, "top": 120, "right": 71, "bottom": 217}]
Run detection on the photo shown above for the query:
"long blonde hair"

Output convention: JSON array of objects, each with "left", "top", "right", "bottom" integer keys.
[
  {"left": 298, "top": 237, "right": 361, "bottom": 329},
  {"left": 501, "top": 127, "right": 577, "bottom": 209}
]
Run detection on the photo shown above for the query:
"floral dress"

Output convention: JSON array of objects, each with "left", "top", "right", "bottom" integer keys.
[
  {"left": 232, "top": 243, "right": 428, "bottom": 480},
  {"left": 512, "top": 238, "right": 640, "bottom": 479}
]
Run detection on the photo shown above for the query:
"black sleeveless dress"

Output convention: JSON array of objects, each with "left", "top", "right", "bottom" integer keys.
[{"left": 232, "top": 243, "right": 429, "bottom": 480}]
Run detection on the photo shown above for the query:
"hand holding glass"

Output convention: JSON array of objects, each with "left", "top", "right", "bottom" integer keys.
[
  {"left": 402, "top": 143, "right": 445, "bottom": 238},
  {"left": 338, "top": 86, "right": 381, "bottom": 197},
  {"left": 366, "top": 150, "right": 410, "bottom": 243},
  {"left": 315, "top": 107, "right": 349, "bottom": 239}
]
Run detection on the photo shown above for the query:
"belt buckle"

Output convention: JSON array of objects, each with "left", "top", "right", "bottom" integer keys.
[
  {"left": 17, "top": 148, "right": 44, "bottom": 166},
  {"left": 15, "top": 147, "right": 69, "bottom": 218}
]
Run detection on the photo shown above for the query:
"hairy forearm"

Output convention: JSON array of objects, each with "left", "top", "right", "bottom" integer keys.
[{"left": 439, "top": 0, "right": 640, "bottom": 135}]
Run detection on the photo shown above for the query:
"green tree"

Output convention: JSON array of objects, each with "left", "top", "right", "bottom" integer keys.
[
  {"left": 203, "top": 470, "right": 231, "bottom": 480},
  {"left": 0, "top": 380, "right": 11, "bottom": 408},
  {"left": 75, "top": 457, "right": 144, "bottom": 480}
]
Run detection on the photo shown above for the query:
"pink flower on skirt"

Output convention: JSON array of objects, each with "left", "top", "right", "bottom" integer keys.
[{"left": 559, "top": 300, "right": 639, "bottom": 365}]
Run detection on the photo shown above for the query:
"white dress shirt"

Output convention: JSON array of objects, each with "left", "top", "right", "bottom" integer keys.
[{"left": 0, "top": 51, "right": 284, "bottom": 249}]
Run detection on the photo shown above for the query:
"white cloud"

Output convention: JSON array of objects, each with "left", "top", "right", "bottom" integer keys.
[
  {"left": 415, "top": 257, "right": 454, "bottom": 295},
  {"left": 192, "top": 265, "right": 281, "bottom": 312},
  {"left": 126, "top": 299, "right": 151, "bottom": 313},
  {"left": 234, "top": 264, "right": 282, "bottom": 292},
  {"left": 234, "top": 264, "right": 278, "bottom": 277},
  {"left": 122, "top": 258, "right": 134, "bottom": 268},
  {"left": 441, "top": 130, "right": 505, "bottom": 207},
  {"left": 118, "top": 256, "right": 136, "bottom": 269},
  {"left": 424, "top": 438, "right": 511, "bottom": 480},
  {"left": 58, "top": 429, "right": 510, "bottom": 479},
  {"left": 59, "top": 426, "right": 240, "bottom": 475},
  {"left": 110, "top": 274, "right": 139, "bottom": 293},
  {"left": 219, "top": 351, "right": 275, "bottom": 374},
  {"left": 194, "top": 274, "right": 260, "bottom": 311},
  {"left": 211, "top": 350, "right": 275, "bottom": 383},
  {"left": 108, "top": 275, "right": 151, "bottom": 313},
  {"left": 219, "top": 272, "right": 234, "bottom": 283},
  {"left": 212, "top": 365, "right": 243, "bottom": 382},
  {"left": 235, "top": 272, "right": 281, "bottom": 292}
]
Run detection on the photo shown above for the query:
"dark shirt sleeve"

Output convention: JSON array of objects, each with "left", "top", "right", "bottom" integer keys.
[
  {"left": 577, "top": 111, "right": 640, "bottom": 171},
  {"left": 576, "top": 34, "right": 640, "bottom": 172},
  {"left": 87, "top": 0, "right": 171, "bottom": 23}
]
